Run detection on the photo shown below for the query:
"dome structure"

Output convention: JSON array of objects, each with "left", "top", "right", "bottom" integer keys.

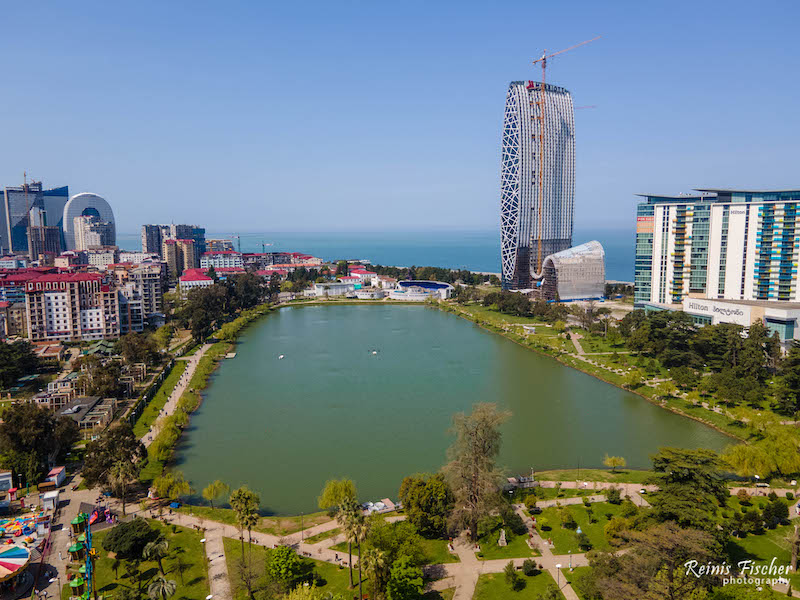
[
  {"left": 540, "top": 240, "right": 605, "bottom": 301},
  {"left": 62, "top": 193, "right": 115, "bottom": 250}
]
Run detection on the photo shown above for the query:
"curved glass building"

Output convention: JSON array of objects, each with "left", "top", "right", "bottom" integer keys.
[
  {"left": 63, "top": 193, "right": 116, "bottom": 250},
  {"left": 500, "top": 81, "right": 575, "bottom": 289}
]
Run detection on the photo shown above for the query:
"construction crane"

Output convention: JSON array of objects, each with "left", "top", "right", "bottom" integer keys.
[{"left": 530, "top": 36, "right": 600, "bottom": 274}]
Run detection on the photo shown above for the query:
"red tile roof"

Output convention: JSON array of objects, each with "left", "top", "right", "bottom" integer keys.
[{"left": 180, "top": 271, "right": 213, "bottom": 282}]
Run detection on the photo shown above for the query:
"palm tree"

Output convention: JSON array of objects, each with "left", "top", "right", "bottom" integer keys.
[
  {"left": 337, "top": 500, "right": 360, "bottom": 588},
  {"left": 242, "top": 510, "right": 258, "bottom": 554},
  {"left": 361, "top": 547, "right": 387, "bottom": 599},
  {"left": 230, "top": 486, "right": 260, "bottom": 554},
  {"left": 144, "top": 536, "right": 170, "bottom": 575},
  {"left": 110, "top": 459, "right": 138, "bottom": 516},
  {"left": 352, "top": 515, "right": 368, "bottom": 600},
  {"left": 124, "top": 559, "right": 143, "bottom": 597},
  {"left": 147, "top": 575, "right": 177, "bottom": 600},
  {"left": 202, "top": 480, "right": 230, "bottom": 510}
]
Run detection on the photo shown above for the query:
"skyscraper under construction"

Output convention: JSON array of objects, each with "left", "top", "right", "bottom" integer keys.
[{"left": 500, "top": 81, "right": 575, "bottom": 289}]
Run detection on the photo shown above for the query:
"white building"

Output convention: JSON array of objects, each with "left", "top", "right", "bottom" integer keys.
[
  {"left": 62, "top": 193, "right": 116, "bottom": 251},
  {"left": 73, "top": 215, "right": 115, "bottom": 250},
  {"left": 119, "top": 251, "right": 160, "bottom": 264},
  {"left": 312, "top": 281, "right": 356, "bottom": 297},
  {"left": 86, "top": 248, "right": 119, "bottom": 269},
  {"left": 635, "top": 189, "right": 800, "bottom": 307},
  {"left": 179, "top": 269, "right": 214, "bottom": 295},
  {"left": 200, "top": 251, "right": 243, "bottom": 270}
]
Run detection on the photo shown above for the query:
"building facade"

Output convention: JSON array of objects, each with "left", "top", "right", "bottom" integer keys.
[
  {"left": 73, "top": 215, "right": 115, "bottom": 250},
  {"left": 27, "top": 226, "right": 62, "bottom": 261},
  {"left": 634, "top": 189, "right": 800, "bottom": 307},
  {"left": 62, "top": 193, "right": 115, "bottom": 250},
  {"left": 500, "top": 81, "right": 575, "bottom": 289},
  {"left": 25, "top": 273, "right": 120, "bottom": 342},
  {"left": 1, "top": 182, "right": 69, "bottom": 254},
  {"left": 540, "top": 240, "right": 605, "bottom": 301},
  {"left": 200, "top": 250, "right": 243, "bottom": 270}
]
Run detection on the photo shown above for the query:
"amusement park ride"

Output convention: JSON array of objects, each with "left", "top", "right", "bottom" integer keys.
[{"left": 67, "top": 511, "right": 98, "bottom": 600}]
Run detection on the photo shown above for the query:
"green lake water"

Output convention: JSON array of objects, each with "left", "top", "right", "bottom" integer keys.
[{"left": 174, "top": 305, "right": 733, "bottom": 515}]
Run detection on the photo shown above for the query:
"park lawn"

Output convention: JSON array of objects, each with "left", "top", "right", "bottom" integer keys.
[
  {"left": 534, "top": 469, "right": 652, "bottom": 484},
  {"left": 64, "top": 519, "right": 208, "bottom": 600},
  {"left": 726, "top": 523, "right": 800, "bottom": 588},
  {"left": 224, "top": 537, "right": 356, "bottom": 600},
  {"left": 132, "top": 361, "right": 188, "bottom": 438},
  {"left": 473, "top": 571, "right": 565, "bottom": 600},
  {"left": 455, "top": 303, "right": 545, "bottom": 328},
  {"left": 561, "top": 566, "right": 592, "bottom": 599},
  {"left": 478, "top": 531, "right": 537, "bottom": 561},
  {"left": 571, "top": 329, "right": 625, "bottom": 354},
  {"left": 303, "top": 527, "right": 341, "bottom": 544},
  {"left": 536, "top": 502, "right": 627, "bottom": 555},
  {"left": 423, "top": 589, "right": 455, "bottom": 600},
  {"left": 331, "top": 538, "right": 459, "bottom": 565},
  {"left": 177, "top": 504, "right": 333, "bottom": 537},
  {"left": 529, "top": 487, "right": 594, "bottom": 501}
]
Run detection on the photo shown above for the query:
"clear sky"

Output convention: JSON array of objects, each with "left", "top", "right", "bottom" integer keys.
[{"left": 2, "top": 1, "right": 798, "bottom": 234}]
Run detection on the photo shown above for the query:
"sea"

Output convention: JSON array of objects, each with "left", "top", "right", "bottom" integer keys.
[{"left": 116, "top": 227, "right": 635, "bottom": 282}]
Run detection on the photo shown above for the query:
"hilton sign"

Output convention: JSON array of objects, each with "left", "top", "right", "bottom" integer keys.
[{"left": 683, "top": 299, "right": 752, "bottom": 326}]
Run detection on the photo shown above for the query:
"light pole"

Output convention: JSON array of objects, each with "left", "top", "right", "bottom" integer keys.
[
  {"left": 301, "top": 512, "right": 304, "bottom": 542},
  {"left": 555, "top": 564, "right": 562, "bottom": 587}
]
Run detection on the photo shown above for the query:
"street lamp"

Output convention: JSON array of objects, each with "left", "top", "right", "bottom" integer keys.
[
  {"left": 569, "top": 550, "right": 572, "bottom": 571},
  {"left": 555, "top": 564, "right": 562, "bottom": 587}
]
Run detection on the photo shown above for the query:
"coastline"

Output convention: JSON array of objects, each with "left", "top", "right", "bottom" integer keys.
[{"left": 436, "top": 301, "right": 745, "bottom": 443}]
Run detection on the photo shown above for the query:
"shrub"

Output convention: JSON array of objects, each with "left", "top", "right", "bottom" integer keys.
[
  {"left": 768, "top": 491, "right": 779, "bottom": 502},
  {"left": 576, "top": 531, "right": 592, "bottom": 550},
  {"left": 737, "top": 489, "right": 751, "bottom": 506},
  {"left": 522, "top": 559, "right": 539, "bottom": 576},
  {"left": 787, "top": 492, "right": 794, "bottom": 501},
  {"left": 524, "top": 494, "right": 539, "bottom": 510},
  {"left": 607, "top": 488, "right": 622, "bottom": 505}
]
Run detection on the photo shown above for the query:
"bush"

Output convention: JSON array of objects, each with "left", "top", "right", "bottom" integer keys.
[
  {"left": 522, "top": 559, "right": 539, "bottom": 576},
  {"left": 102, "top": 518, "right": 159, "bottom": 560},
  {"left": 787, "top": 492, "right": 794, "bottom": 500},
  {"left": 524, "top": 494, "right": 539, "bottom": 510},
  {"left": 576, "top": 531, "right": 592, "bottom": 550},
  {"left": 607, "top": 488, "right": 622, "bottom": 505},
  {"left": 737, "top": 489, "right": 751, "bottom": 506}
]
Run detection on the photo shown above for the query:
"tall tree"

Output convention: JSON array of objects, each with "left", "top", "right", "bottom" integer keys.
[
  {"left": 398, "top": 473, "right": 454, "bottom": 538},
  {"left": 202, "top": 480, "right": 230, "bottom": 510},
  {"left": 442, "top": 403, "right": 510, "bottom": 540},
  {"left": 109, "top": 459, "right": 139, "bottom": 516},
  {"left": 147, "top": 575, "right": 177, "bottom": 600},
  {"left": 0, "top": 402, "right": 78, "bottom": 484},
  {"left": 229, "top": 485, "right": 260, "bottom": 555},
  {"left": 143, "top": 536, "right": 170, "bottom": 575},
  {"left": 318, "top": 479, "right": 358, "bottom": 512}
]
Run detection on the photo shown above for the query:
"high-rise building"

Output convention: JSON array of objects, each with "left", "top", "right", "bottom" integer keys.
[
  {"left": 500, "top": 81, "right": 575, "bottom": 289},
  {"left": 27, "top": 226, "right": 62, "bottom": 260},
  {"left": 73, "top": 215, "right": 115, "bottom": 250},
  {"left": 162, "top": 239, "right": 196, "bottom": 279},
  {"left": 1, "top": 182, "right": 69, "bottom": 254},
  {"left": 141, "top": 225, "right": 163, "bottom": 256},
  {"left": 634, "top": 189, "right": 800, "bottom": 307},
  {"left": 63, "top": 193, "right": 116, "bottom": 250},
  {"left": 24, "top": 272, "right": 121, "bottom": 341}
]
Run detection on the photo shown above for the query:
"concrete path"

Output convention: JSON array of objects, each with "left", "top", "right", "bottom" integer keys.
[{"left": 143, "top": 343, "right": 212, "bottom": 448}]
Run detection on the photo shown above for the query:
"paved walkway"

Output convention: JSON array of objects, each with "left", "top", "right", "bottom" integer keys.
[{"left": 143, "top": 343, "right": 212, "bottom": 447}]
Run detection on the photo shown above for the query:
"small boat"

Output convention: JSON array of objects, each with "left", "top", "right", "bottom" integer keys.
[
  {"left": 278, "top": 354, "right": 285, "bottom": 360},
  {"left": 372, "top": 351, "right": 378, "bottom": 355}
]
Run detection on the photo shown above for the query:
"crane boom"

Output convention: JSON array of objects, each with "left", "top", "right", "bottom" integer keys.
[{"left": 530, "top": 36, "right": 600, "bottom": 275}]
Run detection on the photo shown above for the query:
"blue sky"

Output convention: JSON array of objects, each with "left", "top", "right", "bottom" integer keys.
[{"left": 1, "top": 1, "right": 798, "bottom": 233}]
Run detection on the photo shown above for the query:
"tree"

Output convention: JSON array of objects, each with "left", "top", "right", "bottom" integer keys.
[
  {"left": 118, "top": 332, "right": 160, "bottom": 365},
  {"left": 362, "top": 547, "right": 388, "bottom": 600},
  {"left": 353, "top": 515, "right": 369, "bottom": 600},
  {"left": 442, "top": 403, "right": 510, "bottom": 540},
  {"left": 339, "top": 499, "right": 361, "bottom": 588},
  {"left": 104, "top": 518, "right": 160, "bottom": 559},
  {"left": 503, "top": 560, "right": 523, "bottom": 591},
  {"left": 648, "top": 447, "right": 728, "bottom": 530},
  {"left": 398, "top": 473, "right": 454, "bottom": 538},
  {"left": 202, "top": 480, "right": 230, "bottom": 509},
  {"left": 0, "top": 402, "right": 78, "bottom": 486},
  {"left": 83, "top": 422, "right": 146, "bottom": 489},
  {"left": 318, "top": 479, "right": 358, "bottom": 512},
  {"left": 125, "top": 559, "right": 144, "bottom": 597},
  {"left": 589, "top": 522, "right": 716, "bottom": 600},
  {"left": 266, "top": 545, "right": 302, "bottom": 584},
  {"left": 603, "top": 454, "right": 627, "bottom": 472},
  {"left": 110, "top": 459, "right": 139, "bottom": 516},
  {"left": 0, "top": 341, "right": 40, "bottom": 388},
  {"left": 153, "top": 471, "right": 193, "bottom": 502},
  {"left": 144, "top": 536, "right": 170, "bottom": 575},
  {"left": 75, "top": 355, "right": 125, "bottom": 397},
  {"left": 230, "top": 485, "right": 260, "bottom": 554},
  {"left": 147, "top": 575, "right": 177, "bottom": 600}
]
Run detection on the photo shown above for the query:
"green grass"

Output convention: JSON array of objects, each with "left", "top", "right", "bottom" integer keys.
[
  {"left": 423, "top": 589, "right": 455, "bottom": 600},
  {"left": 224, "top": 537, "right": 356, "bottom": 600},
  {"left": 535, "top": 502, "right": 628, "bottom": 555},
  {"left": 63, "top": 519, "right": 208, "bottom": 600},
  {"left": 331, "top": 537, "right": 460, "bottom": 565},
  {"left": 533, "top": 469, "right": 653, "bottom": 484},
  {"left": 303, "top": 527, "right": 341, "bottom": 544},
  {"left": 132, "top": 361, "right": 188, "bottom": 438},
  {"left": 178, "top": 504, "right": 332, "bottom": 536},
  {"left": 561, "top": 566, "right": 592, "bottom": 599},
  {"left": 726, "top": 523, "right": 800, "bottom": 588},
  {"left": 477, "top": 527, "right": 538, "bottom": 561},
  {"left": 473, "top": 571, "right": 565, "bottom": 600}
]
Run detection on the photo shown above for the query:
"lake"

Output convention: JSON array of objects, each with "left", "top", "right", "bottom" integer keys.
[{"left": 174, "top": 305, "right": 732, "bottom": 514}]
